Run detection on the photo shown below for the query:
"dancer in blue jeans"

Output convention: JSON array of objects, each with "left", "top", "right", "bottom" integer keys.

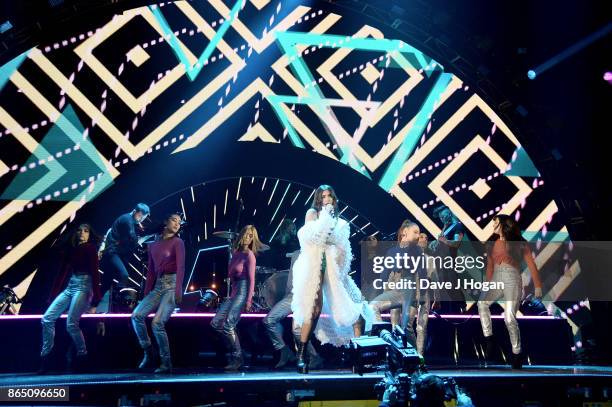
[
  {"left": 131, "top": 213, "right": 185, "bottom": 373},
  {"left": 211, "top": 225, "right": 263, "bottom": 371},
  {"left": 40, "top": 223, "right": 101, "bottom": 373}
]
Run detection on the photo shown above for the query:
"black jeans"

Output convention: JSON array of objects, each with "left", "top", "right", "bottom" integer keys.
[
  {"left": 100, "top": 253, "right": 130, "bottom": 305},
  {"left": 263, "top": 294, "right": 320, "bottom": 358}
]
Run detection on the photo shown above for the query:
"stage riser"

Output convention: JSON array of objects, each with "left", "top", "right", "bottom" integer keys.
[
  {"left": 0, "top": 316, "right": 573, "bottom": 372},
  {"left": 0, "top": 373, "right": 609, "bottom": 406}
]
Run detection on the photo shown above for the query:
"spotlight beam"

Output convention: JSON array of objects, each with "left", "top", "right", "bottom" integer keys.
[{"left": 528, "top": 22, "right": 612, "bottom": 79}]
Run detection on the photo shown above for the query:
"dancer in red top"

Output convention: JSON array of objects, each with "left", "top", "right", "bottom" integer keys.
[{"left": 478, "top": 214, "right": 543, "bottom": 369}]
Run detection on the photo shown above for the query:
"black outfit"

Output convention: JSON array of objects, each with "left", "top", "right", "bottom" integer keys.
[
  {"left": 100, "top": 213, "right": 139, "bottom": 306},
  {"left": 265, "top": 236, "right": 300, "bottom": 270},
  {"left": 262, "top": 236, "right": 322, "bottom": 367},
  {"left": 435, "top": 222, "right": 466, "bottom": 312}
]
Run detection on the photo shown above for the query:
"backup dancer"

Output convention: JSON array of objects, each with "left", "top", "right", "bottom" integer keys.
[
  {"left": 478, "top": 214, "right": 543, "bottom": 368},
  {"left": 211, "top": 225, "right": 263, "bottom": 371},
  {"left": 40, "top": 223, "right": 101, "bottom": 373},
  {"left": 131, "top": 213, "right": 185, "bottom": 373},
  {"left": 370, "top": 220, "right": 424, "bottom": 345}
]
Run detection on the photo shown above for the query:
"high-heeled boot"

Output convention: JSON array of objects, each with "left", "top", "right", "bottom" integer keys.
[
  {"left": 274, "top": 346, "right": 296, "bottom": 369},
  {"left": 483, "top": 335, "right": 501, "bottom": 365},
  {"left": 155, "top": 356, "right": 172, "bottom": 374},
  {"left": 223, "top": 330, "right": 243, "bottom": 371},
  {"left": 510, "top": 352, "right": 523, "bottom": 369},
  {"left": 138, "top": 345, "right": 157, "bottom": 370},
  {"left": 296, "top": 342, "right": 309, "bottom": 374}
]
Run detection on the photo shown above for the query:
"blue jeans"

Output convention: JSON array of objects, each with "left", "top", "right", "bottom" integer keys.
[
  {"left": 211, "top": 279, "right": 248, "bottom": 356},
  {"left": 41, "top": 274, "right": 92, "bottom": 357},
  {"left": 131, "top": 274, "right": 176, "bottom": 361}
]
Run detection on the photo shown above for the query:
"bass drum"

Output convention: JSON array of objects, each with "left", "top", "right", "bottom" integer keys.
[{"left": 261, "top": 271, "right": 288, "bottom": 309}]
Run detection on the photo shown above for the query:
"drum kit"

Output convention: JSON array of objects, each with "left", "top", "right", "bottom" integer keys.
[
  {"left": 0, "top": 285, "right": 21, "bottom": 315},
  {"left": 211, "top": 230, "right": 287, "bottom": 311}
]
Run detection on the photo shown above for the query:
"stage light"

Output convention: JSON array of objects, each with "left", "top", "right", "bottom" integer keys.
[
  {"left": 604, "top": 72, "right": 612, "bottom": 83},
  {"left": 527, "top": 70, "right": 536, "bottom": 80},
  {"left": 199, "top": 289, "right": 218, "bottom": 307},
  {"left": 0, "top": 21, "right": 12, "bottom": 34}
]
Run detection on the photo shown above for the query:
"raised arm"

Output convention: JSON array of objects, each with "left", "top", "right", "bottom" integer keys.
[{"left": 297, "top": 208, "right": 335, "bottom": 247}]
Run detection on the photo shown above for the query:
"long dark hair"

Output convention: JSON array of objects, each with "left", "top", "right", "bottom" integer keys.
[
  {"left": 311, "top": 184, "right": 339, "bottom": 215},
  {"left": 70, "top": 223, "right": 101, "bottom": 248},
  {"left": 489, "top": 214, "right": 526, "bottom": 263}
]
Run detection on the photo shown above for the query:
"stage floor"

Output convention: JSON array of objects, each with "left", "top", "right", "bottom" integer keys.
[{"left": 1, "top": 365, "right": 611, "bottom": 406}]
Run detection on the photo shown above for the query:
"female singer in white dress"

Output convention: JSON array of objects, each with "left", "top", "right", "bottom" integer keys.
[{"left": 291, "top": 184, "right": 374, "bottom": 373}]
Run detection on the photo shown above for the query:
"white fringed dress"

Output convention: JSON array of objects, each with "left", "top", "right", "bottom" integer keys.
[{"left": 291, "top": 208, "right": 374, "bottom": 346}]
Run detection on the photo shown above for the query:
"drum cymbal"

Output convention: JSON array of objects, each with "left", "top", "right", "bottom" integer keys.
[
  {"left": 137, "top": 234, "right": 156, "bottom": 246},
  {"left": 213, "top": 230, "right": 238, "bottom": 239},
  {"left": 259, "top": 243, "right": 270, "bottom": 252},
  {"left": 255, "top": 266, "right": 276, "bottom": 274}
]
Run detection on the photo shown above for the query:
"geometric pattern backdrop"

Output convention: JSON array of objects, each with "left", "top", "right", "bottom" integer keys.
[{"left": 0, "top": 0, "right": 574, "bottom": 309}]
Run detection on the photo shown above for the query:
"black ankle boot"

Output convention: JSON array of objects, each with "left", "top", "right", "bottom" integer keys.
[
  {"left": 71, "top": 353, "right": 88, "bottom": 373},
  {"left": 309, "top": 354, "right": 324, "bottom": 370},
  {"left": 138, "top": 345, "right": 157, "bottom": 370},
  {"left": 484, "top": 336, "right": 498, "bottom": 365},
  {"left": 296, "top": 342, "right": 309, "bottom": 374},
  {"left": 155, "top": 357, "right": 172, "bottom": 374},
  {"left": 37, "top": 354, "right": 51, "bottom": 375},
  {"left": 510, "top": 353, "right": 523, "bottom": 369},
  {"left": 274, "top": 346, "right": 296, "bottom": 369},
  {"left": 224, "top": 352, "right": 243, "bottom": 372}
]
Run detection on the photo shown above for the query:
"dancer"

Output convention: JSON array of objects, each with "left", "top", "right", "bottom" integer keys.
[
  {"left": 370, "top": 220, "right": 424, "bottom": 344},
  {"left": 477, "top": 214, "right": 543, "bottom": 369},
  {"left": 430, "top": 205, "right": 466, "bottom": 312},
  {"left": 211, "top": 225, "right": 263, "bottom": 371},
  {"left": 263, "top": 220, "right": 323, "bottom": 369},
  {"left": 99, "top": 203, "right": 150, "bottom": 309},
  {"left": 265, "top": 219, "right": 299, "bottom": 270},
  {"left": 131, "top": 213, "right": 185, "bottom": 373},
  {"left": 40, "top": 223, "right": 101, "bottom": 373},
  {"left": 413, "top": 233, "right": 440, "bottom": 356},
  {"left": 291, "top": 184, "right": 373, "bottom": 374}
]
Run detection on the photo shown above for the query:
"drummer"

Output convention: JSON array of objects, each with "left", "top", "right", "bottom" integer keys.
[
  {"left": 263, "top": 220, "right": 299, "bottom": 270},
  {"left": 262, "top": 220, "right": 323, "bottom": 369}
]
